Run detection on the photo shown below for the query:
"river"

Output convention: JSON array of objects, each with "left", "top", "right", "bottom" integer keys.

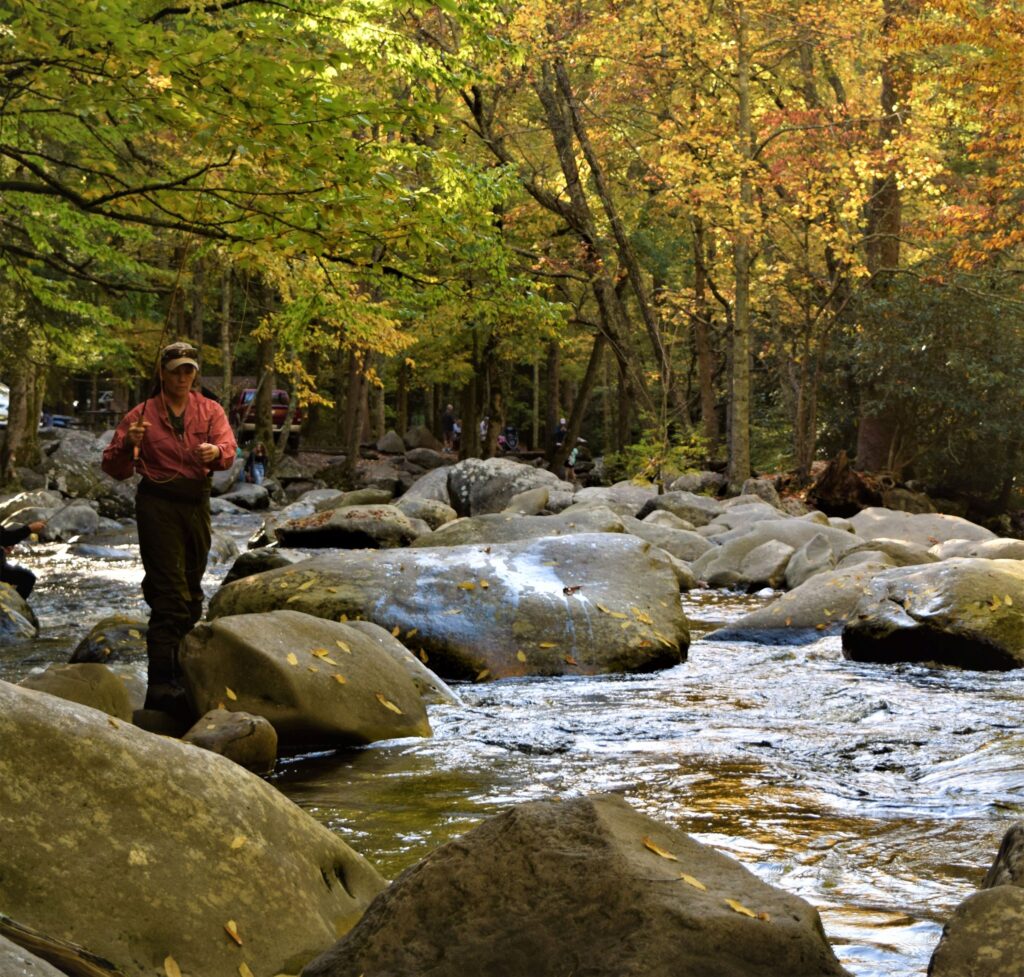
[{"left": 3, "top": 508, "right": 1022, "bottom": 977}]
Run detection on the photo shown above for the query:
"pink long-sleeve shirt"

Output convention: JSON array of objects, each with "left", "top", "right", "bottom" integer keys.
[{"left": 101, "top": 391, "right": 237, "bottom": 482}]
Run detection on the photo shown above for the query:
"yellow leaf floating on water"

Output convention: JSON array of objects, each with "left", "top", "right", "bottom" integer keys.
[
  {"left": 375, "top": 693, "right": 403, "bottom": 714},
  {"left": 297, "top": 579, "right": 315, "bottom": 591},
  {"left": 457, "top": 581, "right": 476, "bottom": 590},
  {"left": 164, "top": 957, "right": 182, "bottom": 977},
  {"left": 336, "top": 640, "right": 351, "bottom": 653},
  {"left": 679, "top": 873, "right": 707, "bottom": 891},
  {"left": 225, "top": 687, "right": 237, "bottom": 701},
  {"left": 230, "top": 835, "right": 247, "bottom": 850},
  {"left": 287, "top": 653, "right": 299, "bottom": 666},
  {"left": 516, "top": 650, "right": 527, "bottom": 663},
  {"left": 225, "top": 919, "right": 243, "bottom": 945},
  {"left": 724, "top": 898, "right": 758, "bottom": 918},
  {"left": 332, "top": 674, "right": 347, "bottom": 685},
  {"left": 239, "top": 964, "right": 255, "bottom": 977},
  {"left": 642, "top": 836, "right": 678, "bottom": 861}
]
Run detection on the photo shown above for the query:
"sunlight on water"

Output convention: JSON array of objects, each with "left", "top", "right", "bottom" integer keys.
[{"left": 6, "top": 527, "right": 1024, "bottom": 977}]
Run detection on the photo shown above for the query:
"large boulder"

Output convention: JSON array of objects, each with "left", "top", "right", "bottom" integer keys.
[
  {"left": 402, "top": 424, "right": 444, "bottom": 451},
  {"left": 179, "top": 610, "right": 432, "bottom": 746},
  {"left": 376, "top": 429, "right": 407, "bottom": 454},
  {"left": 668, "top": 470, "right": 726, "bottom": 495},
  {"left": 209, "top": 534, "right": 690, "bottom": 680},
  {"left": 37, "top": 501, "right": 100, "bottom": 541},
  {"left": 182, "top": 708, "right": 278, "bottom": 774},
  {"left": 619, "top": 515, "right": 714, "bottom": 563},
  {"left": 929, "top": 823, "right": 1024, "bottom": 977},
  {"left": 274, "top": 504, "right": 419, "bottom": 548},
  {"left": 447, "top": 458, "right": 574, "bottom": 516},
  {"left": 636, "top": 490, "right": 725, "bottom": 527},
  {"left": 932, "top": 537, "right": 1024, "bottom": 562},
  {"left": 222, "top": 547, "right": 304, "bottom": 585},
  {"left": 19, "top": 663, "right": 133, "bottom": 721},
  {"left": 69, "top": 615, "right": 148, "bottom": 664},
  {"left": 393, "top": 495, "right": 457, "bottom": 530},
  {"left": 0, "top": 680, "right": 386, "bottom": 977},
  {"left": 404, "top": 447, "right": 448, "bottom": 471},
  {"left": 692, "top": 520, "right": 862, "bottom": 590},
  {"left": 842, "top": 558, "right": 1024, "bottom": 670},
  {"left": 400, "top": 466, "right": 452, "bottom": 505},
  {"left": 0, "top": 489, "right": 64, "bottom": 523},
  {"left": 410, "top": 507, "right": 626, "bottom": 548},
  {"left": 711, "top": 562, "right": 895, "bottom": 644},
  {"left": 216, "top": 482, "right": 271, "bottom": 511},
  {"left": 785, "top": 533, "right": 836, "bottom": 590},
  {"left": 302, "top": 794, "right": 849, "bottom": 977},
  {"left": 848, "top": 507, "right": 995, "bottom": 547},
  {"left": 574, "top": 481, "right": 659, "bottom": 513},
  {"left": 37, "top": 430, "right": 108, "bottom": 499},
  {"left": 0, "top": 935, "right": 67, "bottom": 977},
  {"left": 0, "top": 582, "right": 38, "bottom": 640}
]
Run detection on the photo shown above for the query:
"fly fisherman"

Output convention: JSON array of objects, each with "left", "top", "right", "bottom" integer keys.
[{"left": 101, "top": 342, "right": 236, "bottom": 714}]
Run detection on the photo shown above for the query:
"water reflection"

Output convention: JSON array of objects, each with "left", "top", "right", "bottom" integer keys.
[{"left": 6, "top": 525, "right": 1024, "bottom": 977}]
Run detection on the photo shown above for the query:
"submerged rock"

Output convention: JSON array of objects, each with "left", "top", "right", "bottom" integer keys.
[
  {"left": 182, "top": 709, "right": 278, "bottom": 774},
  {"left": 180, "top": 610, "right": 431, "bottom": 747},
  {"left": 302, "top": 794, "right": 850, "bottom": 977},
  {"left": 0, "top": 582, "right": 38, "bottom": 640},
  {"left": 209, "top": 534, "right": 690, "bottom": 680},
  {"left": 70, "top": 615, "right": 148, "bottom": 664},
  {"left": 842, "top": 558, "right": 1024, "bottom": 670},
  {"left": 0, "top": 680, "right": 385, "bottom": 977}
]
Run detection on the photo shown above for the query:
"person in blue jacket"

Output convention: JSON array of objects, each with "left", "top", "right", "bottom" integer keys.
[{"left": 1, "top": 518, "right": 46, "bottom": 600}]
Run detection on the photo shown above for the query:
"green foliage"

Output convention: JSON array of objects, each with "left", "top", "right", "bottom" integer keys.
[{"left": 604, "top": 431, "right": 709, "bottom": 487}]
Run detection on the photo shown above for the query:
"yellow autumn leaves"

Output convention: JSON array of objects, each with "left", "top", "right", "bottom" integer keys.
[{"left": 641, "top": 836, "right": 771, "bottom": 923}]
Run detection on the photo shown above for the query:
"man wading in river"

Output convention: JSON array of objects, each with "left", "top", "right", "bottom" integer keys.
[{"left": 101, "top": 342, "right": 236, "bottom": 714}]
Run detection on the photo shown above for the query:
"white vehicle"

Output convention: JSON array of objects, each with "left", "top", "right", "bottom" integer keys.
[{"left": 0, "top": 382, "right": 8, "bottom": 427}]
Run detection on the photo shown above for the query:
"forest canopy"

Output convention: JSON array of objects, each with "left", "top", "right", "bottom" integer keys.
[{"left": 1, "top": 0, "right": 1021, "bottom": 508}]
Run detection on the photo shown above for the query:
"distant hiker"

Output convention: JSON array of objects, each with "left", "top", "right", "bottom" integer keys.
[
  {"left": 244, "top": 441, "right": 268, "bottom": 484},
  {"left": 1, "top": 518, "right": 46, "bottom": 600},
  {"left": 553, "top": 417, "right": 568, "bottom": 449},
  {"left": 441, "top": 403, "right": 455, "bottom": 452},
  {"left": 452, "top": 418, "right": 462, "bottom": 453},
  {"left": 101, "top": 341, "right": 236, "bottom": 714},
  {"left": 565, "top": 438, "right": 586, "bottom": 483}
]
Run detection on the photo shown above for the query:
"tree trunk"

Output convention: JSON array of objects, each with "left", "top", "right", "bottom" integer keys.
[
  {"left": 395, "top": 361, "right": 409, "bottom": 436},
  {"left": 692, "top": 217, "right": 719, "bottom": 451},
  {"left": 545, "top": 341, "right": 560, "bottom": 456},
  {"left": 255, "top": 335, "right": 276, "bottom": 464},
  {"left": 532, "top": 360, "right": 540, "bottom": 453},
  {"left": 727, "top": 3, "right": 753, "bottom": 491},
  {"left": 551, "top": 333, "right": 606, "bottom": 474},
  {"left": 189, "top": 256, "right": 205, "bottom": 345},
  {"left": 219, "top": 265, "right": 233, "bottom": 406},
  {"left": 343, "top": 350, "right": 368, "bottom": 481}
]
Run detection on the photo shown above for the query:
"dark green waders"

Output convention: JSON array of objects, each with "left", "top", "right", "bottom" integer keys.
[{"left": 135, "top": 478, "right": 212, "bottom": 698}]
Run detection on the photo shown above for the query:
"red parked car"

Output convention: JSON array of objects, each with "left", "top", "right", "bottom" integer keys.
[{"left": 229, "top": 388, "right": 302, "bottom": 447}]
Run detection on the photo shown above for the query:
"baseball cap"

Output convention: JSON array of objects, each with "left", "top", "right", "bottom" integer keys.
[{"left": 160, "top": 342, "right": 200, "bottom": 371}]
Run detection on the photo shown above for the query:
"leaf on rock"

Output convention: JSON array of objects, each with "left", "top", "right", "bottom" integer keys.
[
  {"left": 128, "top": 629, "right": 142, "bottom": 639},
  {"left": 407, "top": 628, "right": 418, "bottom": 638},
  {"left": 332, "top": 674, "right": 347, "bottom": 685},
  {"left": 287, "top": 653, "right": 299, "bottom": 666},
  {"left": 642, "top": 836, "right": 678, "bottom": 861},
  {"left": 457, "top": 581, "right": 476, "bottom": 590},
  {"left": 311, "top": 648, "right": 328, "bottom": 658},
  {"left": 230, "top": 835, "right": 247, "bottom": 850},
  {"left": 278, "top": 581, "right": 289, "bottom": 590},
  {"left": 164, "top": 957, "right": 182, "bottom": 977},
  {"left": 608, "top": 610, "right": 628, "bottom": 620},
  {"left": 419, "top": 649, "right": 429, "bottom": 663},
  {"left": 564, "top": 655, "right": 578, "bottom": 666},
  {"left": 444, "top": 608, "right": 462, "bottom": 615},
  {"left": 225, "top": 687, "right": 237, "bottom": 701},
  {"left": 239, "top": 964, "right": 255, "bottom": 977},
  {"left": 631, "top": 606, "right": 653, "bottom": 624},
  {"left": 479, "top": 579, "right": 490, "bottom": 589},
  {"left": 516, "top": 650, "right": 527, "bottom": 663},
  {"left": 307, "top": 665, "right": 319, "bottom": 673},
  {"left": 679, "top": 873, "right": 707, "bottom": 891},
  {"left": 297, "top": 579, "right": 315, "bottom": 591},
  {"left": 724, "top": 898, "right": 758, "bottom": 918},
  {"left": 336, "top": 640, "right": 351, "bottom": 653},
  {"left": 285, "top": 595, "right": 301, "bottom": 603},
  {"left": 538, "top": 642, "right": 556, "bottom": 648},
  {"left": 1006, "top": 595, "right": 1014, "bottom": 606},
  {"left": 596, "top": 603, "right": 612, "bottom": 614},
  {"left": 225, "top": 919, "right": 243, "bottom": 945},
  {"left": 392, "top": 625, "right": 401, "bottom": 637},
  {"left": 376, "top": 693, "right": 403, "bottom": 714},
  {"left": 476, "top": 668, "right": 490, "bottom": 681}
]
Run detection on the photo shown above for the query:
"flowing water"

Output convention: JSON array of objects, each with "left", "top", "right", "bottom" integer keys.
[{"left": 4, "top": 511, "right": 1023, "bottom": 977}]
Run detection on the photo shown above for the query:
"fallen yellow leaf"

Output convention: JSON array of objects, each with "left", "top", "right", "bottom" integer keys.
[
  {"left": 336, "top": 640, "right": 351, "bottom": 653},
  {"left": 608, "top": 610, "right": 629, "bottom": 620},
  {"left": 476, "top": 669, "right": 490, "bottom": 681},
  {"left": 725, "top": 898, "right": 758, "bottom": 918},
  {"left": 332, "top": 674, "right": 347, "bottom": 685},
  {"left": 564, "top": 655, "right": 578, "bottom": 666},
  {"left": 457, "top": 581, "right": 476, "bottom": 590},
  {"left": 225, "top": 919, "right": 243, "bottom": 945},
  {"left": 297, "top": 579, "right": 315, "bottom": 591},
  {"left": 287, "top": 653, "right": 299, "bottom": 666},
  {"left": 311, "top": 648, "right": 328, "bottom": 658},
  {"left": 392, "top": 625, "right": 401, "bottom": 637},
  {"left": 225, "top": 687, "right": 237, "bottom": 701},
  {"left": 407, "top": 628, "right": 418, "bottom": 638},
  {"left": 642, "top": 836, "right": 678, "bottom": 861},
  {"left": 516, "top": 650, "right": 527, "bottom": 663},
  {"left": 419, "top": 649, "right": 429, "bottom": 663},
  {"left": 479, "top": 580, "right": 490, "bottom": 589},
  {"left": 1006, "top": 595, "right": 1014, "bottom": 606},
  {"left": 239, "top": 964, "right": 255, "bottom": 977},
  {"left": 230, "top": 835, "right": 247, "bottom": 850},
  {"left": 164, "top": 957, "right": 182, "bottom": 977},
  {"left": 322, "top": 656, "right": 338, "bottom": 665},
  {"left": 376, "top": 693, "right": 403, "bottom": 714},
  {"left": 538, "top": 642, "right": 556, "bottom": 648},
  {"left": 443, "top": 608, "right": 463, "bottom": 615},
  {"left": 679, "top": 873, "right": 707, "bottom": 891},
  {"left": 286, "top": 595, "right": 301, "bottom": 603},
  {"left": 596, "top": 603, "right": 612, "bottom": 614},
  {"left": 128, "top": 628, "right": 142, "bottom": 638},
  {"left": 307, "top": 665, "right": 319, "bottom": 673}
]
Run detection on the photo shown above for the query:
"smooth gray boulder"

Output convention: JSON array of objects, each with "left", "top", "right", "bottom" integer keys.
[
  {"left": 302, "top": 794, "right": 849, "bottom": 977},
  {"left": 19, "top": 663, "right": 133, "bottom": 721},
  {"left": 0, "top": 583, "right": 38, "bottom": 640},
  {"left": 179, "top": 610, "right": 432, "bottom": 746},
  {"left": 619, "top": 515, "right": 713, "bottom": 563},
  {"left": 932, "top": 538, "right": 1024, "bottom": 562},
  {"left": 503, "top": 486, "right": 549, "bottom": 515},
  {"left": 574, "top": 481, "right": 659, "bottom": 512},
  {"left": 711, "top": 563, "right": 894, "bottom": 644},
  {"left": 217, "top": 482, "right": 271, "bottom": 511},
  {"left": 693, "top": 521, "right": 862, "bottom": 590},
  {"left": 849, "top": 507, "right": 995, "bottom": 547},
  {"left": 842, "top": 558, "right": 1024, "bottom": 670},
  {"left": 0, "top": 680, "right": 385, "bottom": 977},
  {"left": 410, "top": 507, "right": 626, "bottom": 549},
  {"left": 275, "top": 504, "right": 418, "bottom": 549},
  {"left": 843, "top": 537, "right": 937, "bottom": 567},
  {"left": 785, "top": 534, "right": 836, "bottom": 589},
  {"left": 0, "top": 934, "right": 67, "bottom": 977},
  {"left": 668, "top": 471, "right": 725, "bottom": 495},
  {"left": 182, "top": 708, "right": 278, "bottom": 774},
  {"left": 447, "top": 458, "right": 574, "bottom": 516},
  {"left": 738, "top": 539, "right": 795, "bottom": 590},
  {"left": 707, "top": 501, "right": 787, "bottom": 533},
  {"left": 929, "top": 823, "right": 1024, "bottom": 977},
  {"left": 37, "top": 501, "right": 99, "bottom": 541},
  {"left": 636, "top": 490, "right": 725, "bottom": 527},
  {"left": 402, "top": 424, "right": 444, "bottom": 451},
  {"left": 399, "top": 466, "right": 451, "bottom": 504},
  {"left": 394, "top": 496, "right": 457, "bottom": 530},
  {"left": 404, "top": 446, "right": 448, "bottom": 470},
  {"left": 376, "top": 429, "right": 406, "bottom": 454},
  {"left": 222, "top": 547, "right": 303, "bottom": 585},
  {"left": 643, "top": 509, "right": 697, "bottom": 532},
  {"left": 209, "top": 534, "right": 690, "bottom": 680},
  {"left": 740, "top": 477, "right": 781, "bottom": 507}
]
